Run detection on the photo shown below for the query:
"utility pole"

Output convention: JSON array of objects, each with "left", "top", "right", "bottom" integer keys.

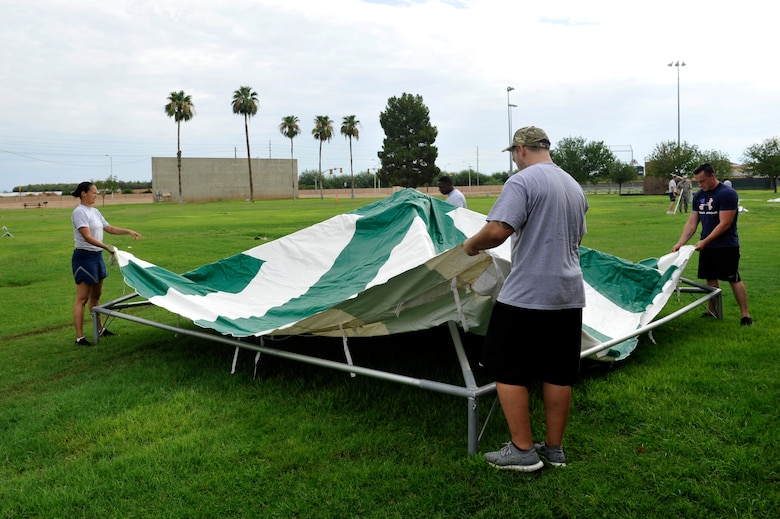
[{"left": 507, "top": 86, "right": 516, "bottom": 175}]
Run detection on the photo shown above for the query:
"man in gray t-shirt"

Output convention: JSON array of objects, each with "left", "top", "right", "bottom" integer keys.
[
  {"left": 463, "top": 126, "right": 587, "bottom": 471},
  {"left": 487, "top": 161, "right": 587, "bottom": 310}
]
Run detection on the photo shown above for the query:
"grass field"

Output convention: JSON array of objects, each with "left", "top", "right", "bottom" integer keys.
[{"left": 1, "top": 191, "right": 778, "bottom": 518}]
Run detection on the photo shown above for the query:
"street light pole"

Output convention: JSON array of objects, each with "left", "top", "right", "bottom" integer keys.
[
  {"left": 462, "top": 161, "right": 472, "bottom": 189},
  {"left": 667, "top": 61, "right": 686, "bottom": 147},
  {"left": 475, "top": 146, "right": 480, "bottom": 186},
  {"left": 105, "top": 154, "right": 113, "bottom": 198},
  {"left": 507, "top": 86, "right": 515, "bottom": 175}
]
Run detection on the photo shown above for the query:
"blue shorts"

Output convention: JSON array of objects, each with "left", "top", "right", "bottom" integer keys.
[
  {"left": 72, "top": 249, "right": 107, "bottom": 285},
  {"left": 480, "top": 302, "right": 582, "bottom": 387}
]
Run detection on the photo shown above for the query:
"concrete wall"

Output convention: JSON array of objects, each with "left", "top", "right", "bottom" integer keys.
[{"left": 151, "top": 157, "right": 298, "bottom": 202}]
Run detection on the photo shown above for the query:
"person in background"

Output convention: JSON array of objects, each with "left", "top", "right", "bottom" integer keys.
[
  {"left": 723, "top": 178, "right": 732, "bottom": 188},
  {"left": 437, "top": 176, "right": 467, "bottom": 208},
  {"left": 678, "top": 176, "right": 693, "bottom": 213},
  {"left": 671, "top": 164, "right": 753, "bottom": 326},
  {"left": 463, "top": 126, "right": 588, "bottom": 472},
  {"left": 71, "top": 181, "right": 142, "bottom": 346},
  {"left": 666, "top": 174, "right": 680, "bottom": 214}
]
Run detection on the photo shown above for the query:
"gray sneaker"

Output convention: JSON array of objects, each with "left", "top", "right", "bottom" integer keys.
[
  {"left": 484, "top": 442, "right": 544, "bottom": 472},
  {"left": 534, "top": 442, "right": 566, "bottom": 467}
]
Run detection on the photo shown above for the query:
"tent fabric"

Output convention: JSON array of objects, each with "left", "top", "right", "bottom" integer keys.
[
  {"left": 114, "top": 189, "right": 694, "bottom": 360},
  {"left": 579, "top": 246, "right": 693, "bottom": 360}
]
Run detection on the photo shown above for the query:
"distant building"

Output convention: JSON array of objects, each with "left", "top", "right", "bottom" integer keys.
[
  {"left": 151, "top": 157, "right": 297, "bottom": 202},
  {"left": 729, "top": 162, "right": 746, "bottom": 178}
]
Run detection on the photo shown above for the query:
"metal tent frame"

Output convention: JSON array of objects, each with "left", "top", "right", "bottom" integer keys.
[{"left": 93, "top": 277, "right": 720, "bottom": 456}]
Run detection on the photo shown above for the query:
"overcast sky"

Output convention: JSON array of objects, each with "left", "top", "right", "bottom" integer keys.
[{"left": 1, "top": 0, "right": 777, "bottom": 192}]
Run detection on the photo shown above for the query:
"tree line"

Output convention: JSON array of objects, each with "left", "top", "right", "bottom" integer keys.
[
  {"left": 10, "top": 180, "right": 152, "bottom": 194},
  {"left": 16, "top": 90, "right": 778, "bottom": 195},
  {"left": 165, "top": 87, "right": 779, "bottom": 195},
  {"left": 297, "top": 169, "right": 510, "bottom": 191},
  {"left": 645, "top": 138, "right": 779, "bottom": 192}
]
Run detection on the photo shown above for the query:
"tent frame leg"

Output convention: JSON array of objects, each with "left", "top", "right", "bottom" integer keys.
[{"left": 446, "top": 321, "right": 493, "bottom": 456}]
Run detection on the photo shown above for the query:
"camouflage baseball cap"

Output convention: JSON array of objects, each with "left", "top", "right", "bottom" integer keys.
[{"left": 502, "top": 126, "right": 551, "bottom": 151}]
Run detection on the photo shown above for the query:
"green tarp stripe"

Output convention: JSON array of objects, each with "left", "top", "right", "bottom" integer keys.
[
  {"left": 582, "top": 323, "right": 638, "bottom": 360},
  {"left": 195, "top": 192, "right": 468, "bottom": 336},
  {"left": 121, "top": 263, "right": 213, "bottom": 298},
  {"left": 350, "top": 189, "right": 467, "bottom": 253},
  {"left": 278, "top": 247, "right": 496, "bottom": 337},
  {"left": 582, "top": 323, "right": 611, "bottom": 343},
  {"left": 183, "top": 254, "right": 265, "bottom": 294},
  {"left": 218, "top": 254, "right": 457, "bottom": 337},
  {"left": 579, "top": 247, "right": 679, "bottom": 313},
  {"left": 120, "top": 254, "right": 264, "bottom": 298}
]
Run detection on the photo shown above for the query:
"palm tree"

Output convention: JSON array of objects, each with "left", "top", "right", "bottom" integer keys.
[
  {"left": 164, "top": 91, "right": 195, "bottom": 201},
  {"left": 340, "top": 115, "right": 360, "bottom": 199},
  {"left": 279, "top": 115, "right": 300, "bottom": 200},
  {"left": 231, "top": 86, "right": 259, "bottom": 202},
  {"left": 312, "top": 115, "right": 334, "bottom": 200}
]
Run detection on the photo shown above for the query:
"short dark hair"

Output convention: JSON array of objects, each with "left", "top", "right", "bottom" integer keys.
[
  {"left": 693, "top": 163, "right": 715, "bottom": 176},
  {"left": 438, "top": 176, "right": 453, "bottom": 185}
]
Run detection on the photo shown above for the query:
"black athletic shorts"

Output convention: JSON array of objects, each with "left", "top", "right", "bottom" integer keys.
[
  {"left": 698, "top": 247, "right": 741, "bottom": 283},
  {"left": 480, "top": 302, "right": 582, "bottom": 387}
]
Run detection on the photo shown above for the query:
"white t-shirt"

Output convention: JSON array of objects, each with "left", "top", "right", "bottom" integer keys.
[
  {"left": 486, "top": 162, "right": 588, "bottom": 310},
  {"left": 72, "top": 205, "right": 109, "bottom": 251},
  {"left": 446, "top": 188, "right": 467, "bottom": 208}
]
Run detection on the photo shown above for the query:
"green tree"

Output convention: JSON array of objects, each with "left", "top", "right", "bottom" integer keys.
[
  {"left": 312, "top": 115, "right": 334, "bottom": 200},
  {"left": 489, "top": 172, "right": 510, "bottom": 185},
  {"left": 164, "top": 90, "right": 195, "bottom": 200},
  {"left": 378, "top": 93, "right": 440, "bottom": 188},
  {"left": 584, "top": 140, "right": 617, "bottom": 183},
  {"left": 93, "top": 178, "right": 111, "bottom": 206},
  {"left": 104, "top": 174, "right": 119, "bottom": 196},
  {"left": 742, "top": 136, "right": 780, "bottom": 193},
  {"left": 611, "top": 162, "right": 638, "bottom": 194},
  {"left": 551, "top": 136, "right": 587, "bottom": 183},
  {"left": 645, "top": 141, "right": 700, "bottom": 178},
  {"left": 551, "top": 137, "right": 616, "bottom": 184},
  {"left": 698, "top": 149, "right": 733, "bottom": 181},
  {"left": 298, "top": 169, "right": 318, "bottom": 190},
  {"left": 340, "top": 115, "right": 361, "bottom": 199},
  {"left": 231, "top": 86, "right": 259, "bottom": 202},
  {"left": 279, "top": 115, "right": 301, "bottom": 200},
  {"left": 350, "top": 171, "right": 376, "bottom": 189}
]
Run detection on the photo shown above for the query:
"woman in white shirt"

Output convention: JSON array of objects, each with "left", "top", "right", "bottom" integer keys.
[{"left": 71, "top": 181, "right": 142, "bottom": 346}]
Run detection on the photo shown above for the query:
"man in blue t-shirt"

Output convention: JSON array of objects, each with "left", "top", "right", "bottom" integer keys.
[{"left": 672, "top": 163, "right": 753, "bottom": 326}]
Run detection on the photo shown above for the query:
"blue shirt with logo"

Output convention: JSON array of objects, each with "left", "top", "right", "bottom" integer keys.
[{"left": 694, "top": 182, "right": 739, "bottom": 248}]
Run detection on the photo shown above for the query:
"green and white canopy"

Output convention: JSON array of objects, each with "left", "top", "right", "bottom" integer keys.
[{"left": 114, "top": 189, "right": 694, "bottom": 360}]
